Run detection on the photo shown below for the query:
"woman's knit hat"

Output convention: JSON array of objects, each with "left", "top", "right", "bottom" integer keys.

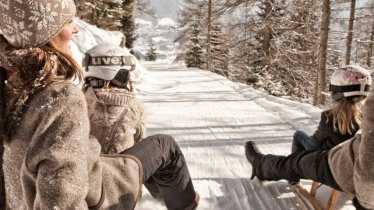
[{"left": 0, "top": 0, "right": 76, "bottom": 48}]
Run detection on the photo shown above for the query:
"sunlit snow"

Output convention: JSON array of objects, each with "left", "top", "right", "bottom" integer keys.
[{"left": 70, "top": 18, "right": 355, "bottom": 210}]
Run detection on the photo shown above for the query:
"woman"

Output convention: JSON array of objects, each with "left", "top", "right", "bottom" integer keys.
[
  {"left": 292, "top": 65, "right": 370, "bottom": 153},
  {"left": 0, "top": 0, "right": 198, "bottom": 209},
  {"left": 245, "top": 67, "right": 374, "bottom": 210}
]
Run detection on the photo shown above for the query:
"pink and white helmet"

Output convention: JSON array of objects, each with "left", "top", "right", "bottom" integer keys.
[{"left": 329, "top": 65, "right": 372, "bottom": 101}]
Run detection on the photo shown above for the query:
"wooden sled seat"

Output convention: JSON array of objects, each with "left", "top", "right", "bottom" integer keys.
[{"left": 310, "top": 181, "right": 340, "bottom": 210}]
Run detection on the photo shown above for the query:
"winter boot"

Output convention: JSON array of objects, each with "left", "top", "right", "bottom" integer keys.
[{"left": 244, "top": 141, "right": 263, "bottom": 180}]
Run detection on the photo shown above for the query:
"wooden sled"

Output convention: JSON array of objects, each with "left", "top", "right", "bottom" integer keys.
[{"left": 294, "top": 181, "right": 340, "bottom": 210}]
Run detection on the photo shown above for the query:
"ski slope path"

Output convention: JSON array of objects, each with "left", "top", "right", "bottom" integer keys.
[{"left": 134, "top": 63, "right": 354, "bottom": 210}]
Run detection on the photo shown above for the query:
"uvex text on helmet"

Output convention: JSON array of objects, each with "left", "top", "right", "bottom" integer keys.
[
  {"left": 329, "top": 65, "right": 372, "bottom": 101},
  {"left": 0, "top": 0, "right": 76, "bottom": 48},
  {"left": 83, "top": 44, "right": 136, "bottom": 81}
]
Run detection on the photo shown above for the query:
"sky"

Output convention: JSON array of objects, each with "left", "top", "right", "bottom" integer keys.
[{"left": 71, "top": 18, "right": 356, "bottom": 210}]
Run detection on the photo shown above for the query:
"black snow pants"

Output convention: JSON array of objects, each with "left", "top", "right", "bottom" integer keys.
[
  {"left": 252, "top": 150, "right": 370, "bottom": 210},
  {"left": 253, "top": 150, "right": 340, "bottom": 189},
  {"left": 122, "top": 134, "right": 196, "bottom": 210}
]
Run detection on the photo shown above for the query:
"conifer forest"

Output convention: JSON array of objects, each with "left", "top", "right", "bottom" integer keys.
[{"left": 74, "top": 0, "right": 374, "bottom": 105}]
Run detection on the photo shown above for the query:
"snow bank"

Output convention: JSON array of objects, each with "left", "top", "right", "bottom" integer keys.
[
  {"left": 70, "top": 18, "right": 148, "bottom": 84},
  {"left": 158, "top": 17, "right": 176, "bottom": 27},
  {"left": 135, "top": 18, "right": 153, "bottom": 27}
]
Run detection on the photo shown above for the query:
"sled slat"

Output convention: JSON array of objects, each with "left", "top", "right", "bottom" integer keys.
[
  {"left": 296, "top": 185, "right": 323, "bottom": 210},
  {"left": 308, "top": 181, "right": 340, "bottom": 210}
]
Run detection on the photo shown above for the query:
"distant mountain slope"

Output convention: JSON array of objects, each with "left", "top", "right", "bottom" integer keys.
[
  {"left": 147, "top": 0, "right": 184, "bottom": 20},
  {"left": 134, "top": 0, "right": 184, "bottom": 63}
]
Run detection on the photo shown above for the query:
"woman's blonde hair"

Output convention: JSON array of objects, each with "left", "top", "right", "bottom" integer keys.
[
  {"left": 41, "top": 42, "right": 83, "bottom": 82},
  {"left": 3, "top": 42, "right": 82, "bottom": 138},
  {"left": 331, "top": 97, "right": 364, "bottom": 135}
]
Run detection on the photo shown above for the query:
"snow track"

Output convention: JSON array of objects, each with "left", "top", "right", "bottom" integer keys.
[{"left": 134, "top": 63, "right": 354, "bottom": 210}]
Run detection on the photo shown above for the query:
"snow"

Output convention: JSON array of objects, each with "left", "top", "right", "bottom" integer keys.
[
  {"left": 133, "top": 63, "right": 355, "bottom": 210},
  {"left": 71, "top": 17, "right": 125, "bottom": 66},
  {"left": 158, "top": 17, "right": 176, "bottom": 27},
  {"left": 70, "top": 19, "right": 355, "bottom": 210},
  {"left": 135, "top": 18, "right": 153, "bottom": 27},
  {"left": 71, "top": 18, "right": 147, "bottom": 84}
]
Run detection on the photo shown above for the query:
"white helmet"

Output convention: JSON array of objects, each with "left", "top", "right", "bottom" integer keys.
[
  {"left": 83, "top": 44, "right": 136, "bottom": 86},
  {"left": 329, "top": 65, "right": 372, "bottom": 101}
]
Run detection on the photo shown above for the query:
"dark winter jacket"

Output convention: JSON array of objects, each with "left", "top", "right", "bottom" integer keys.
[
  {"left": 3, "top": 83, "right": 143, "bottom": 210},
  {"left": 313, "top": 110, "right": 359, "bottom": 150},
  {"left": 328, "top": 91, "right": 374, "bottom": 209},
  {"left": 85, "top": 87, "right": 146, "bottom": 154}
]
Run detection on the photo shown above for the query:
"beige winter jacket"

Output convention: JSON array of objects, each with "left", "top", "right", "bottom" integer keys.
[
  {"left": 3, "top": 82, "right": 143, "bottom": 210},
  {"left": 328, "top": 91, "right": 374, "bottom": 209},
  {"left": 85, "top": 87, "right": 146, "bottom": 154}
]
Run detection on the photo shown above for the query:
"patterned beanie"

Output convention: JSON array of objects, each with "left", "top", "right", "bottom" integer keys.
[{"left": 0, "top": 0, "right": 76, "bottom": 48}]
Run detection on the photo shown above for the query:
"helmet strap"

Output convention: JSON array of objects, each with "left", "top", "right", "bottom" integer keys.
[
  {"left": 360, "top": 78, "right": 367, "bottom": 93},
  {"left": 89, "top": 79, "right": 105, "bottom": 88}
]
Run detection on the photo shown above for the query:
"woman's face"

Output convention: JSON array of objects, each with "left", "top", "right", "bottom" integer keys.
[{"left": 51, "top": 20, "right": 79, "bottom": 56}]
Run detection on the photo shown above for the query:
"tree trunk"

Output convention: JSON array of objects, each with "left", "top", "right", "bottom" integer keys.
[
  {"left": 345, "top": 0, "right": 356, "bottom": 65},
  {"left": 0, "top": 68, "right": 7, "bottom": 209},
  {"left": 367, "top": 13, "right": 374, "bottom": 68},
  {"left": 206, "top": 0, "right": 212, "bottom": 71},
  {"left": 0, "top": 137, "right": 5, "bottom": 209},
  {"left": 261, "top": 0, "right": 273, "bottom": 68},
  {"left": 314, "top": 0, "right": 331, "bottom": 106},
  {"left": 91, "top": 0, "right": 95, "bottom": 24}
]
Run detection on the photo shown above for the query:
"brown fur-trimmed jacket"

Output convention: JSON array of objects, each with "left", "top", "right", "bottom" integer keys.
[
  {"left": 85, "top": 87, "right": 146, "bottom": 154},
  {"left": 328, "top": 91, "right": 374, "bottom": 209},
  {"left": 3, "top": 83, "right": 143, "bottom": 209}
]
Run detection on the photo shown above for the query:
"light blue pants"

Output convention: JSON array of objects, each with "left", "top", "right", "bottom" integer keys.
[{"left": 291, "top": 130, "right": 320, "bottom": 153}]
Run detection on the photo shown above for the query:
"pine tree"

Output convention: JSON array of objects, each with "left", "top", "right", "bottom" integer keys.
[
  {"left": 120, "top": 16, "right": 136, "bottom": 49},
  {"left": 75, "top": 0, "right": 123, "bottom": 29},
  {"left": 76, "top": 0, "right": 135, "bottom": 31},
  {"left": 345, "top": 1, "right": 374, "bottom": 67},
  {"left": 95, "top": 0, "right": 124, "bottom": 31},
  {"left": 210, "top": 22, "right": 229, "bottom": 77},
  {"left": 176, "top": 0, "right": 208, "bottom": 63},
  {"left": 219, "top": 0, "right": 321, "bottom": 100},
  {"left": 145, "top": 39, "right": 157, "bottom": 61},
  {"left": 74, "top": 0, "right": 97, "bottom": 24},
  {"left": 120, "top": 0, "right": 137, "bottom": 49},
  {"left": 185, "top": 24, "right": 205, "bottom": 68}
]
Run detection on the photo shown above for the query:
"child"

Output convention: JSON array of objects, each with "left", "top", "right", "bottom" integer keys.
[
  {"left": 83, "top": 44, "right": 146, "bottom": 154},
  {"left": 83, "top": 44, "right": 164, "bottom": 200},
  {"left": 245, "top": 66, "right": 374, "bottom": 209},
  {"left": 292, "top": 65, "right": 371, "bottom": 153}
]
